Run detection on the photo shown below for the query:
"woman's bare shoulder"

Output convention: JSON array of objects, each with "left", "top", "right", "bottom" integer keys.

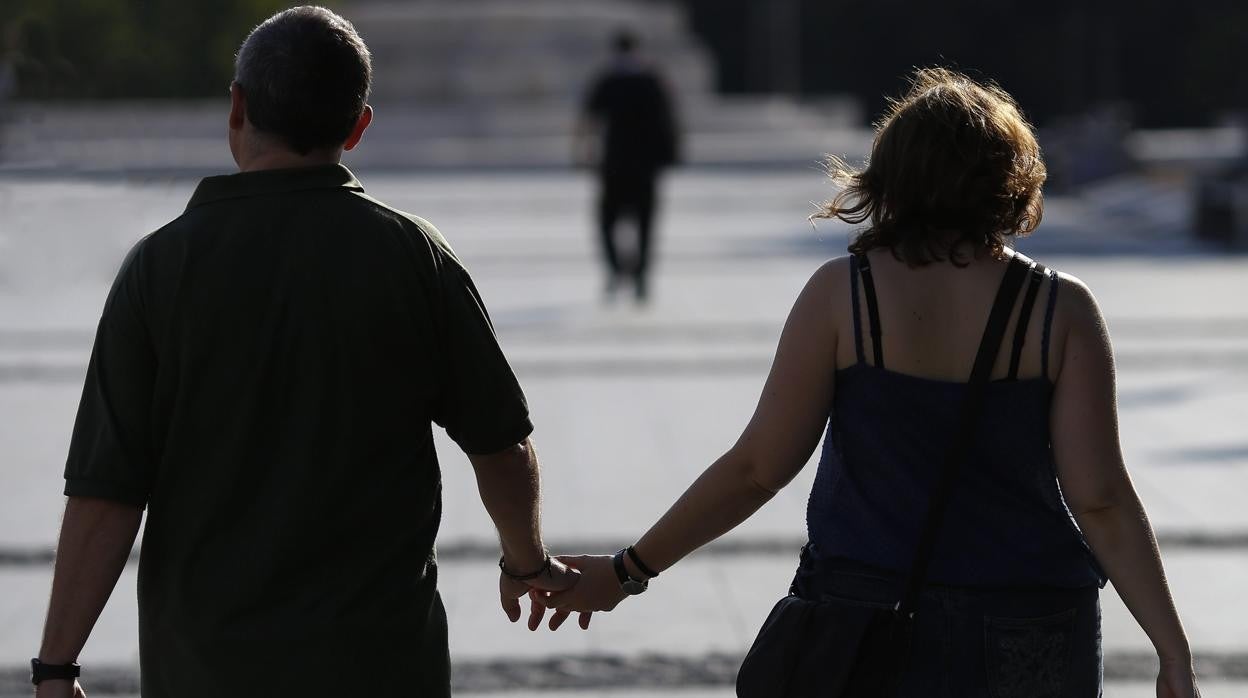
[
  {"left": 786, "top": 256, "right": 852, "bottom": 330},
  {"left": 1053, "top": 270, "right": 1105, "bottom": 329},
  {"left": 1049, "top": 270, "right": 1112, "bottom": 379},
  {"left": 808, "top": 255, "right": 852, "bottom": 288}
]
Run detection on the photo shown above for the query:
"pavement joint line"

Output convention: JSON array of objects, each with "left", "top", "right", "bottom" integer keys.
[
  {"left": 1, "top": 651, "right": 1245, "bottom": 695},
  {"left": 4, "top": 533, "right": 1248, "bottom": 569},
  {"left": 4, "top": 348, "right": 1248, "bottom": 384},
  {"left": 4, "top": 317, "right": 1248, "bottom": 349}
]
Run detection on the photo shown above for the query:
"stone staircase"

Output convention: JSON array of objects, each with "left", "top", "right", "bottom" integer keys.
[
  {"left": 0, "top": 0, "right": 868, "bottom": 173},
  {"left": 351, "top": 0, "right": 715, "bottom": 103},
  {"left": 345, "top": 0, "right": 865, "bottom": 167}
]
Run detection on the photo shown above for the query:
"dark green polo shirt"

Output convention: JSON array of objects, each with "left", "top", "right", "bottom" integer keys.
[{"left": 63, "top": 164, "right": 532, "bottom": 698}]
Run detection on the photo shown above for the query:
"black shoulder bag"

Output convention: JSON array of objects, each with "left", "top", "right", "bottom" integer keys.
[{"left": 736, "top": 257, "right": 1030, "bottom": 698}]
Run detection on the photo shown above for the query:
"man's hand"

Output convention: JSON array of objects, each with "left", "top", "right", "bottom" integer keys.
[
  {"left": 499, "top": 557, "right": 582, "bottom": 630},
  {"left": 34, "top": 679, "right": 86, "bottom": 698},
  {"left": 537, "top": 554, "right": 628, "bottom": 630}
]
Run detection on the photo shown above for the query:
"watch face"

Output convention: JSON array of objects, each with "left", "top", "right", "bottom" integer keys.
[{"left": 621, "top": 579, "right": 648, "bottom": 595}]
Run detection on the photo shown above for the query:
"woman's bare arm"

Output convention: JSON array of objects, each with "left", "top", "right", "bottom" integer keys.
[
  {"left": 542, "top": 261, "right": 842, "bottom": 617},
  {"left": 627, "top": 262, "right": 840, "bottom": 572},
  {"left": 1050, "top": 275, "right": 1194, "bottom": 669}
]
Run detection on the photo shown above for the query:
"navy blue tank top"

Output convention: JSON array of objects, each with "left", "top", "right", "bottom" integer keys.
[{"left": 806, "top": 255, "right": 1107, "bottom": 589}]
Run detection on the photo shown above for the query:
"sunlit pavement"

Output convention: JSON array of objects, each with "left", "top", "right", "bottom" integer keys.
[{"left": 2, "top": 168, "right": 1245, "bottom": 695}]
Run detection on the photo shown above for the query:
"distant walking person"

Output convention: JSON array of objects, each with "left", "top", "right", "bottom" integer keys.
[
  {"left": 578, "top": 30, "right": 680, "bottom": 302},
  {"left": 29, "top": 7, "right": 577, "bottom": 698}
]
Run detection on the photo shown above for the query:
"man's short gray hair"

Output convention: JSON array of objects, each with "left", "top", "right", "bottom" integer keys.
[{"left": 234, "top": 6, "right": 371, "bottom": 154}]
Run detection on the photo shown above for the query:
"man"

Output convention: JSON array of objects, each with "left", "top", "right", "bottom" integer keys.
[
  {"left": 31, "top": 7, "right": 576, "bottom": 698},
  {"left": 578, "top": 30, "right": 680, "bottom": 303}
]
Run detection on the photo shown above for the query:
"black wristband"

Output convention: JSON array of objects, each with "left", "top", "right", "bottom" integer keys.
[
  {"left": 499, "top": 555, "right": 552, "bottom": 581},
  {"left": 626, "top": 546, "right": 660, "bottom": 579},
  {"left": 30, "top": 658, "right": 81, "bottom": 685},
  {"left": 613, "top": 548, "right": 648, "bottom": 595}
]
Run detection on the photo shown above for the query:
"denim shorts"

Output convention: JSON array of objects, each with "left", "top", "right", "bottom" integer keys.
[{"left": 790, "top": 546, "right": 1103, "bottom": 697}]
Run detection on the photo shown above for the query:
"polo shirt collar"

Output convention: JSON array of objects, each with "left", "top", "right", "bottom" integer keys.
[{"left": 187, "top": 163, "right": 364, "bottom": 209}]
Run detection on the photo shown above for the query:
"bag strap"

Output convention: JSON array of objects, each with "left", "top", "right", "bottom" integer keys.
[
  {"left": 1006, "top": 262, "right": 1047, "bottom": 381},
  {"left": 895, "top": 256, "right": 1030, "bottom": 617}
]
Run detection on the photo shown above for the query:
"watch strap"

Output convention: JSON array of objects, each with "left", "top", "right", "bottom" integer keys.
[
  {"left": 611, "top": 549, "right": 632, "bottom": 585},
  {"left": 30, "top": 658, "right": 81, "bottom": 685},
  {"left": 626, "top": 546, "right": 659, "bottom": 579},
  {"left": 612, "top": 549, "right": 648, "bottom": 595}
]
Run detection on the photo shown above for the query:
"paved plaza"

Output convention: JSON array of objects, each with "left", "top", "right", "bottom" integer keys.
[{"left": 1, "top": 166, "right": 1246, "bottom": 695}]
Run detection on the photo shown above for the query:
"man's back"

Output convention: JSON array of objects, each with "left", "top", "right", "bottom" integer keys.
[
  {"left": 65, "top": 165, "right": 531, "bottom": 697},
  {"left": 586, "top": 63, "right": 678, "bottom": 175}
]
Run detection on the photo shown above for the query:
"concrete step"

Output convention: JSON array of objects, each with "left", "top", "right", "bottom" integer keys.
[
  {"left": 346, "top": 0, "right": 714, "bottom": 101},
  {"left": 0, "top": 98, "right": 870, "bottom": 172},
  {"left": 0, "top": 98, "right": 855, "bottom": 139}
]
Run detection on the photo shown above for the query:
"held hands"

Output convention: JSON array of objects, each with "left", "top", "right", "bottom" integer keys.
[
  {"left": 536, "top": 555, "right": 629, "bottom": 631},
  {"left": 498, "top": 555, "right": 581, "bottom": 630},
  {"left": 499, "top": 553, "right": 637, "bottom": 631}
]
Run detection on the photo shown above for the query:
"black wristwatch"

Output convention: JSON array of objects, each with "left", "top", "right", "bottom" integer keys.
[
  {"left": 30, "top": 658, "right": 81, "bottom": 685},
  {"left": 613, "top": 548, "right": 648, "bottom": 595}
]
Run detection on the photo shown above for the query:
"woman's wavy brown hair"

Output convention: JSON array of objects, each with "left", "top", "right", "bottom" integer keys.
[{"left": 815, "top": 68, "right": 1046, "bottom": 266}]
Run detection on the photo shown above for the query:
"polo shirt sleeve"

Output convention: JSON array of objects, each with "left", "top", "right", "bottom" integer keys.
[
  {"left": 432, "top": 259, "right": 533, "bottom": 456},
  {"left": 63, "top": 243, "right": 157, "bottom": 508}
]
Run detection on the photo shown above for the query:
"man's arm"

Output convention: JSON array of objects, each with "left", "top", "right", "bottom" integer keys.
[
  {"left": 652, "top": 74, "right": 680, "bottom": 167},
  {"left": 467, "top": 438, "right": 545, "bottom": 571},
  {"left": 573, "top": 114, "right": 600, "bottom": 168},
  {"left": 424, "top": 246, "right": 580, "bottom": 624},
  {"left": 575, "top": 73, "right": 606, "bottom": 167},
  {"left": 467, "top": 438, "right": 581, "bottom": 629},
  {"left": 36, "top": 497, "right": 142, "bottom": 695}
]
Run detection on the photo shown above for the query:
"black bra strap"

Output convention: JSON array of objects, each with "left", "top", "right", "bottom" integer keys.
[
  {"left": 849, "top": 255, "right": 866, "bottom": 364},
  {"left": 1007, "top": 262, "right": 1047, "bottom": 381},
  {"left": 855, "top": 254, "right": 885, "bottom": 368},
  {"left": 896, "top": 256, "right": 1030, "bottom": 617},
  {"left": 1041, "top": 270, "right": 1059, "bottom": 379}
]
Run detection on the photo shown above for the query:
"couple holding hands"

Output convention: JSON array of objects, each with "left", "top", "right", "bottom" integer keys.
[{"left": 32, "top": 7, "right": 1197, "bottom": 698}]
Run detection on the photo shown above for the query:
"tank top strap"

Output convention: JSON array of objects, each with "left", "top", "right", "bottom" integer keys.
[
  {"left": 1041, "top": 268, "right": 1060, "bottom": 379},
  {"left": 1006, "top": 262, "right": 1048, "bottom": 380},
  {"left": 849, "top": 254, "right": 866, "bottom": 364},
  {"left": 855, "top": 253, "right": 885, "bottom": 368}
]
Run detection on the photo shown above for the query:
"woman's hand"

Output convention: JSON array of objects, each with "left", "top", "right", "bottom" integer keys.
[
  {"left": 533, "top": 555, "right": 628, "bottom": 630},
  {"left": 1156, "top": 657, "right": 1199, "bottom": 698}
]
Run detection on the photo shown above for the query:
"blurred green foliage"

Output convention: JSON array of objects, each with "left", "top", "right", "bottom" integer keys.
[{"left": 0, "top": 0, "right": 335, "bottom": 99}]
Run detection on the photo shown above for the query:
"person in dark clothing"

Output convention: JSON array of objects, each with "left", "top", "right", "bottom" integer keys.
[
  {"left": 30, "top": 8, "right": 580, "bottom": 698},
  {"left": 579, "top": 30, "right": 679, "bottom": 302}
]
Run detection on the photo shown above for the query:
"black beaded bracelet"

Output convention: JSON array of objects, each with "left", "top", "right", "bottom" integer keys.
[
  {"left": 626, "top": 546, "right": 660, "bottom": 579},
  {"left": 498, "top": 555, "right": 552, "bottom": 581}
]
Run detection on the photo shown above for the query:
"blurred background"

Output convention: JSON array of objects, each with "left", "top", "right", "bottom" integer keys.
[{"left": 1, "top": 1, "right": 1246, "bottom": 696}]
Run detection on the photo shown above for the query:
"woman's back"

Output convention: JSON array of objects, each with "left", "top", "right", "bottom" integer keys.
[
  {"left": 806, "top": 249, "right": 1106, "bottom": 588},
  {"left": 539, "top": 67, "right": 1197, "bottom": 698},
  {"left": 831, "top": 249, "right": 1060, "bottom": 382}
]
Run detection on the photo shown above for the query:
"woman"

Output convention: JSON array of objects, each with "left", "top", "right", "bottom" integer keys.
[{"left": 536, "top": 68, "right": 1198, "bottom": 697}]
